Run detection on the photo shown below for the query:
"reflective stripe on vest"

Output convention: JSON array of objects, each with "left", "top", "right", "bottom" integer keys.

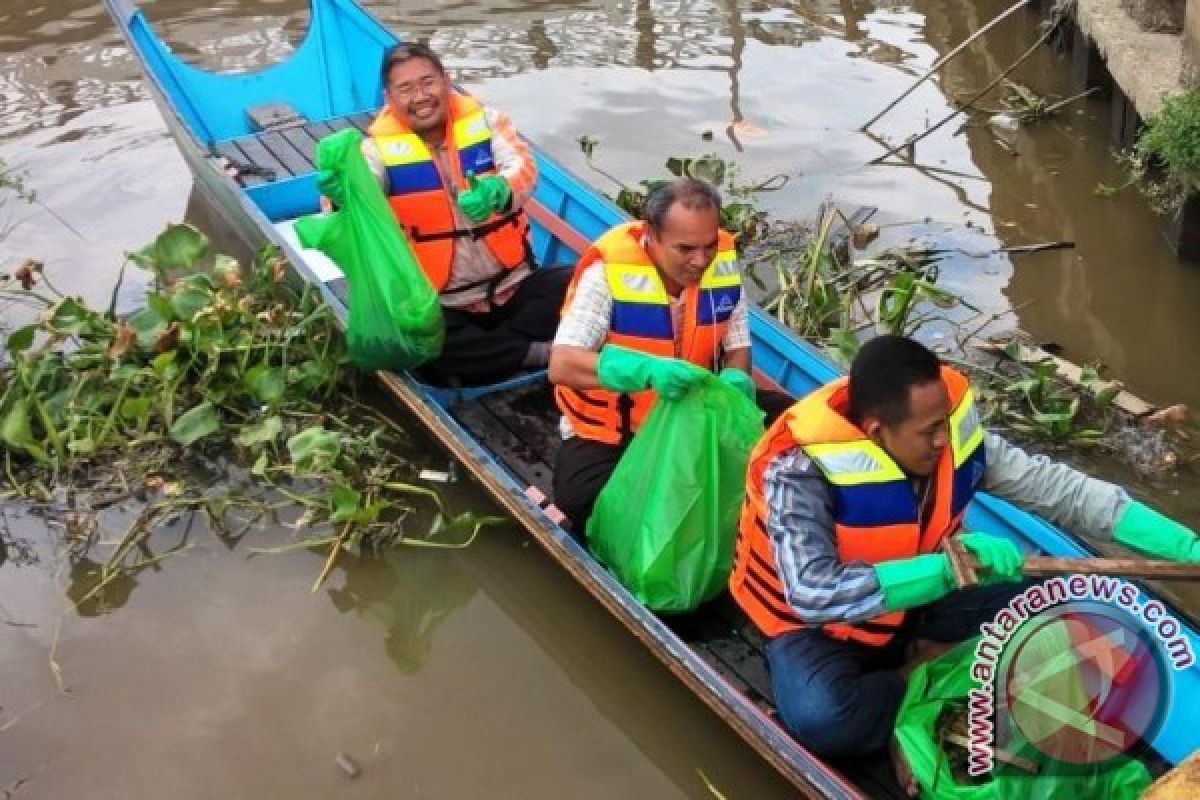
[
  {"left": 368, "top": 94, "right": 528, "bottom": 291},
  {"left": 730, "top": 367, "right": 986, "bottom": 644},
  {"left": 554, "top": 221, "right": 741, "bottom": 446}
]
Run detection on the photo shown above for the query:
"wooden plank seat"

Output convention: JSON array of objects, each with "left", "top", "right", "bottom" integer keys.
[{"left": 213, "top": 111, "right": 375, "bottom": 187}]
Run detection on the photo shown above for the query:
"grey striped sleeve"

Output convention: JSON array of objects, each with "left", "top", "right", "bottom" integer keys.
[
  {"left": 763, "top": 447, "right": 889, "bottom": 625},
  {"left": 981, "top": 433, "right": 1130, "bottom": 541}
]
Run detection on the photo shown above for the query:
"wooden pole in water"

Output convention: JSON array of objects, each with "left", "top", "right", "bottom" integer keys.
[
  {"left": 860, "top": 0, "right": 1030, "bottom": 131},
  {"left": 868, "top": 22, "right": 1055, "bottom": 166}
]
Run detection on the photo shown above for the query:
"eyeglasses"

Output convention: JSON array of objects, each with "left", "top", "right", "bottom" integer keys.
[{"left": 387, "top": 75, "right": 442, "bottom": 100}]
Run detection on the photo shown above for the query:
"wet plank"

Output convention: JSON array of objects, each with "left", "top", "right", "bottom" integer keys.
[
  {"left": 452, "top": 396, "right": 553, "bottom": 495},
  {"left": 212, "top": 140, "right": 266, "bottom": 186},
  {"left": 258, "top": 130, "right": 313, "bottom": 176},
  {"left": 347, "top": 112, "right": 375, "bottom": 133},
  {"left": 220, "top": 137, "right": 285, "bottom": 184},
  {"left": 280, "top": 125, "right": 322, "bottom": 168}
]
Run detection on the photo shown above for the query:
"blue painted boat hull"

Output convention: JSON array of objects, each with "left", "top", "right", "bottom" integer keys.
[{"left": 103, "top": 0, "right": 1198, "bottom": 792}]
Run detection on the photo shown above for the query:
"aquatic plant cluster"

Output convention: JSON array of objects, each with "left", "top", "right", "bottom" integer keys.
[{"left": 1, "top": 223, "right": 497, "bottom": 597}]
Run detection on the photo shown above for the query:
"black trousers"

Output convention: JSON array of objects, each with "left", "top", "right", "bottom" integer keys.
[
  {"left": 552, "top": 388, "right": 794, "bottom": 537},
  {"left": 418, "top": 266, "right": 572, "bottom": 386}
]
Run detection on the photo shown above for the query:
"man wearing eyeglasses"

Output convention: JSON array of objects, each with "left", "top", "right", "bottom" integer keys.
[{"left": 321, "top": 43, "right": 568, "bottom": 385}]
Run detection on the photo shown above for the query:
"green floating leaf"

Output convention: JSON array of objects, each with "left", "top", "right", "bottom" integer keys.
[
  {"left": 67, "top": 436, "right": 96, "bottom": 455},
  {"left": 244, "top": 365, "right": 286, "bottom": 404},
  {"left": 170, "top": 401, "right": 220, "bottom": 446},
  {"left": 7, "top": 324, "right": 36, "bottom": 355},
  {"left": 235, "top": 415, "right": 283, "bottom": 447},
  {"left": 150, "top": 350, "right": 178, "bottom": 378},
  {"left": 170, "top": 284, "right": 213, "bottom": 322},
  {"left": 251, "top": 451, "right": 269, "bottom": 476},
  {"left": 665, "top": 156, "right": 690, "bottom": 178},
  {"left": 329, "top": 483, "right": 361, "bottom": 524},
  {"left": 1095, "top": 384, "right": 1121, "bottom": 408},
  {"left": 47, "top": 298, "right": 94, "bottom": 335},
  {"left": 119, "top": 396, "right": 153, "bottom": 421},
  {"left": 127, "top": 305, "right": 168, "bottom": 350},
  {"left": 287, "top": 426, "right": 340, "bottom": 470},
  {"left": 688, "top": 154, "right": 727, "bottom": 186},
  {"left": 136, "top": 223, "right": 210, "bottom": 272},
  {"left": 1, "top": 397, "right": 48, "bottom": 462}
]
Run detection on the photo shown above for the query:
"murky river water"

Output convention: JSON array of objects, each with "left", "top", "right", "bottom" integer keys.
[{"left": 3, "top": 0, "right": 1200, "bottom": 796}]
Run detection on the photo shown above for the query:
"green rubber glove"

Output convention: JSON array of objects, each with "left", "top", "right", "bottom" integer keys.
[
  {"left": 718, "top": 367, "right": 756, "bottom": 402},
  {"left": 874, "top": 554, "right": 954, "bottom": 612},
  {"left": 316, "top": 169, "right": 344, "bottom": 205},
  {"left": 596, "top": 344, "right": 707, "bottom": 400},
  {"left": 457, "top": 172, "right": 511, "bottom": 223},
  {"left": 1113, "top": 500, "right": 1200, "bottom": 562},
  {"left": 957, "top": 532, "right": 1025, "bottom": 581}
]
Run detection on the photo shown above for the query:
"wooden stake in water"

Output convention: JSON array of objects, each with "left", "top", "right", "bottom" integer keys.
[{"left": 860, "top": 0, "right": 1030, "bottom": 131}]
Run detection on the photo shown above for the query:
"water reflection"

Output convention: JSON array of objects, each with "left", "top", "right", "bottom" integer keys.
[
  {"left": 328, "top": 547, "right": 478, "bottom": 675},
  {"left": 5, "top": 0, "right": 1200, "bottom": 793}
]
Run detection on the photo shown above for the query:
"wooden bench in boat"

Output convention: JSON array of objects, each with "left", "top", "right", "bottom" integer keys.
[{"left": 212, "top": 110, "right": 375, "bottom": 186}]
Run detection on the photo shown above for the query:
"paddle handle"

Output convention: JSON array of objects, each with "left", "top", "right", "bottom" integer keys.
[{"left": 943, "top": 538, "right": 1200, "bottom": 588}]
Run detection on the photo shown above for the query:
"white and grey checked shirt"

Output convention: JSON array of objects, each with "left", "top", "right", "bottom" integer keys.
[{"left": 553, "top": 260, "right": 751, "bottom": 438}]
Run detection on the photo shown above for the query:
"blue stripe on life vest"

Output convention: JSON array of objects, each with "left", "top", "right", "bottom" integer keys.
[
  {"left": 458, "top": 141, "right": 496, "bottom": 177},
  {"left": 830, "top": 480, "right": 918, "bottom": 528},
  {"left": 697, "top": 286, "right": 741, "bottom": 325},
  {"left": 611, "top": 301, "right": 673, "bottom": 340},
  {"left": 951, "top": 443, "right": 987, "bottom": 517},
  {"left": 386, "top": 161, "right": 444, "bottom": 194}
]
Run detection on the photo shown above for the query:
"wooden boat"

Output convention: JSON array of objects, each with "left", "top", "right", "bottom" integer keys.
[{"left": 103, "top": 0, "right": 1199, "bottom": 795}]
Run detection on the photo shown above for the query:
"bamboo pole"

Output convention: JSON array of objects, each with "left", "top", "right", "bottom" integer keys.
[
  {"left": 860, "top": 0, "right": 1030, "bottom": 130},
  {"left": 869, "top": 22, "right": 1055, "bottom": 166}
]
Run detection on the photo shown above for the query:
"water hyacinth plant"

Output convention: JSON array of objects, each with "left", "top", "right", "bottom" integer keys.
[{"left": 1, "top": 223, "right": 500, "bottom": 596}]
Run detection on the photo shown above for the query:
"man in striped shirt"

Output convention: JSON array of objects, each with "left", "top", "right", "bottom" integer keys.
[
  {"left": 735, "top": 334, "right": 1200, "bottom": 761},
  {"left": 325, "top": 43, "right": 566, "bottom": 385}
]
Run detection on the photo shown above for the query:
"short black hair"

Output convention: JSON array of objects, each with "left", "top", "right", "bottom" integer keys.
[
  {"left": 848, "top": 335, "right": 942, "bottom": 426},
  {"left": 643, "top": 179, "right": 723, "bottom": 234},
  {"left": 380, "top": 42, "right": 446, "bottom": 85}
]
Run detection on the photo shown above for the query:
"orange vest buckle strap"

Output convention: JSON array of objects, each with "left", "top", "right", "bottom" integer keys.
[
  {"left": 554, "top": 221, "right": 741, "bottom": 446},
  {"left": 368, "top": 93, "right": 530, "bottom": 291},
  {"left": 730, "top": 367, "right": 986, "bottom": 645}
]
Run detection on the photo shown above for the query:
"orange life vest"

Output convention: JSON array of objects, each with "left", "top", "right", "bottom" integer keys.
[
  {"left": 554, "top": 221, "right": 742, "bottom": 445},
  {"left": 730, "top": 367, "right": 986, "bottom": 645},
  {"left": 368, "top": 94, "right": 529, "bottom": 291}
]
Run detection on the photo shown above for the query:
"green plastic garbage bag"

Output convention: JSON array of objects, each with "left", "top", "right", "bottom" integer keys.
[
  {"left": 294, "top": 128, "right": 443, "bottom": 371},
  {"left": 894, "top": 638, "right": 1153, "bottom": 800},
  {"left": 586, "top": 375, "right": 765, "bottom": 613}
]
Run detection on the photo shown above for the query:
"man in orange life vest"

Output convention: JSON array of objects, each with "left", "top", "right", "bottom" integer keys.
[
  {"left": 320, "top": 43, "right": 568, "bottom": 385},
  {"left": 731, "top": 334, "right": 1200, "bottom": 758},
  {"left": 549, "top": 179, "right": 791, "bottom": 534}
]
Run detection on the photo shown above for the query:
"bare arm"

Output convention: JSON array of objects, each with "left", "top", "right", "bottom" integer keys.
[
  {"left": 723, "top": 346, "right": 750, "bottom": 372},
  {"left": 548, "top": 345, "right": 601, "bottom": 390},
  {"left": 549, "top": 262, "right": 611, "bottom": 388}
]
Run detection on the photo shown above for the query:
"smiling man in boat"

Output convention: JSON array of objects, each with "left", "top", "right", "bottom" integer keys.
[
  {"left": 548, "top": 178, "right": 790, "bottom": 533},
  {"left": 731, "top": 334, "right": 1200, "bottom": 760},
  {"left": 320, "top": 42, "right": 568, "bottom": 385}
]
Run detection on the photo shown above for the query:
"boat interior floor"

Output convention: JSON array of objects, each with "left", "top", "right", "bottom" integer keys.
[
  {"left": 212, "top": 111, "right": 374, "bottom": 186},
  {"left": 448, "top": 376, "right": 913, "bottom": 798}
]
